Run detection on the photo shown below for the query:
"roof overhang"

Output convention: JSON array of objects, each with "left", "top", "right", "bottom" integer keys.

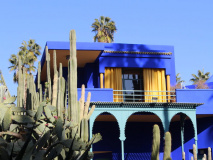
[
  {"left": 39, "top": 41, "right": 175, "bottom": 82},
  {"left": 40, "top": 49, "right": 102, "bottom": 82},
  {"left": 90, "top": 102, "right": 203, "bottom": 109}
]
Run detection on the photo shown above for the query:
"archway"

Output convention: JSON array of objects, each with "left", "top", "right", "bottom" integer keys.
[
  {"left": 124, "top": 112, "right": 164, "bottom": 160},
  {"left": 92, "top": 112, "right": 121, "bottom": 160},
  {"left": 169, "top": 112, "right": 195, "bottom": 160}
]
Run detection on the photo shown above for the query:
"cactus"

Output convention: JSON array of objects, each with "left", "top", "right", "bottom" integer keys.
[
  {"left": 151, "top": 124, "right": 160, "bottom": 160},
  {"left": 182, "top": 151, "right": 185, "bottom": 160},
  {"left": 0, "top": 70, "right": 11, "bottom": 98},
  {"left": 163, "top": 132, "right": 172, "bottom": 160},
  {"left": 46, "top": 46, "right": 52, "bottom": 101},
  {"left": 79, "top": 85, "right": 95, "bottom": 141},
  {"left": 2, "top": 107, "right": 12, "bottom": 131},
  {"left": 202, "top": 154, "right": 207, "bottom": 160},
  {"left": 52, "top": 50, "right": 58, "bottom": 106},
  {"left": 151, "top": 124, "right": 172, "bottom": 160},
  {"left": 17, "top": 55, "right": 23, "bottom": 108},
  {"left": 57, "top": 63, "right": 66, "bottom": 117},
  {"left": 193, "top": 144, "right": 197, "bottom": 160},
  {"left": 69, "top": 30, "right": 78, "bottom": 124},
  {"left": 208, "top": 147, "right": 212, "bottom": 160},
  {"left": 0, "top": 30, "right": 101, "bottom": 159}
]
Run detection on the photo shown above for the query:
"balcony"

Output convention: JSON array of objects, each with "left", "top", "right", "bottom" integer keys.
[
  {"left": 113, "top": 90, "right": 176, "bottom": 102},
  {"left": 73, "top": 88, "right": 176, "bottom": 103}
]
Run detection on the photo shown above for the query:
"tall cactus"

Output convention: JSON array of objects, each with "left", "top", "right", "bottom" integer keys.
[
  {"left": 69, "top": 30, "right": 78, "bottom": 123},
  {"left": 163, "top": 132, "right": 172, "bottom": 160},
  {"left": 0, "top": 70, "right": 11, "bottom": 98},
  {"left": 182, "top": 151, "right": 185, "bottom": 160},
  {"left": 151, "top": 124, "right": 160, "bottom": 160},
  {"left": 17, "top": 56, "right": 24, "bottom": 108},
  {"left": 79, "top": 85, "right": 95, "bottom": 142},
  {"left": 57, "top": 63, "right": 65, "bottom": 117},
  {"left": 37, "top": 62, "right": 43, "bottom": 103},
  {"left": 193, "top": 144, "right": 197, "bottom": 160},
  {"left": 202, "top": 154, "right": 206, "bottom": 160},
  {"left": 151, "top": 125, "right": 172, "bottom": 160},
  {"left": 52, "top": 50, "right": 58, "bottom": 106},
  {"left": 208, "top": 147, "right": 212, "bottom": 160},
  {"left": 46, "top": 46, "right": 52, "bottom": 101},
  {"left": 0, "top": 29, "right": 102, "bottom": 159}
]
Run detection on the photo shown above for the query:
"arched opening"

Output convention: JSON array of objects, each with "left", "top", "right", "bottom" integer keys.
[
  {"left": 92, "top": 112, "right": 121, "bottom": 160},
  {"left": 169, "top": 112, "right": 194, "bottom": 160},
  {"left": 124, "top": 112, "right": 164, "bottom": 160}
]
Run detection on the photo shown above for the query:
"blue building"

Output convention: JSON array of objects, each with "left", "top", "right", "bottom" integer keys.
[{"left": 39, "top": 41, "right": 213, "bottom": 160}]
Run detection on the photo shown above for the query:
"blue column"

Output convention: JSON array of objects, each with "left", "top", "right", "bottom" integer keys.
[
  {"left": 119, "top": 137, "right": 126, "bottom": 160},
  {"left": 89, "top": 116, "right": 95, "bottom": 153},
  {"left": 191, "top": 112, "right": 198, "bottom": 153},
  {"left": 180, "top": 114, "right": 186, "bottom": 153}
]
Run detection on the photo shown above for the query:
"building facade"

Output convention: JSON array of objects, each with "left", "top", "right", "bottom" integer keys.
[{"left": 39, "top": 41, "right": 213, "bottom": 160}]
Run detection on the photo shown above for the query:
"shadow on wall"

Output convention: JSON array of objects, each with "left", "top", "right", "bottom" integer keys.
[
  {"left": 100, "top": 43, "right": 175, "bottom": 130},
  {"left": 176, "top": 89, "right": 213, "bottom": 114},
  {"left": 92, "top": 112, "right": 121, "bottom": 160},
  {"left": 124, "top": 112, "right": 165, "bottom": 160},
  {"left": 171, "top": 116, "right": 213, "bottom": 160}
]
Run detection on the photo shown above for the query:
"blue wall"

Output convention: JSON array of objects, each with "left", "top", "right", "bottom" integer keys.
[
  {"left": 98, "top": 54, "right": 175, "bottom": 86},
  {"left": 176, "top": 89, "right": 213, "bottom": 114},
  {"left": 92, "top": 116, "right": 213, "bottom": 160},
  {"left": 39, "top": 42, "right": 176, "bottom": 88},
  {"left": 83, "top": 62, "right": 99, "bottom": 88},
  {"left": 171, "top": 116, "right": 213, "bottom": 160},
  {"left": 77, "top": 88, "right": 113, "bottom": 102}
]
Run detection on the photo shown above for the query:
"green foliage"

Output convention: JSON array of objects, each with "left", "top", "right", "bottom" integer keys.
[
  {"left": 2, "top": 108, "right": 12, "bottom": 131},
  {"left": 0, "top": 30, "right": 101, "bottom": 160},
  {"left": 176, "top": 73, "right": 185, "bottom": 84},
  {"left": 0, "top": 98, "right": 101, "bottom": 159},
  {"left": 0, "top": 70, "right": 11, "bottom": 98},
  {"left": 151, "top": 125, "right": 172, "bottom": 160},
  {"left": 91, "top": 16, "right": 117, "bottom": 43},
  {"left": 151, "top": 124, "right": 160, "bottom": 160},
  {"left": 8, "top": 39, "right": 41, "bottom": 83},
  {"left": 190, "top": 69, "right": 210, "bottom": 84},
  {"left": 163, "top": 132, "right": 172, "bottom": 160}
]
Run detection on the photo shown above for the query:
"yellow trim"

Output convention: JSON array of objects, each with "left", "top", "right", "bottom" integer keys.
[
  {"left": 100, "top": 73, "right": 103, "bottom": 88},
  {"left": 166, "top": 75, "right": 171, "bottom": 102}
]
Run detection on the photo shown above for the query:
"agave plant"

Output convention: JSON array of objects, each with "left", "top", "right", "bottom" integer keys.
[{"left": 0, "top": 30, "right": 102, "bottom": 160}]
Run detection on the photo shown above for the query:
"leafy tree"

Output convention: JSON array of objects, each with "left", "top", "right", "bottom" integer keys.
[
  {"left": 176, "top": 73, "right": 185, "bottom": 84},
  {"left": 190, "top": 69, "right": 210, "bottom": 84},
  {"left": 8, "top": 39, "right": 41, "bottom": 82},
  {"left": 91, "top": 16, "right": 117, "bottom": 43}
]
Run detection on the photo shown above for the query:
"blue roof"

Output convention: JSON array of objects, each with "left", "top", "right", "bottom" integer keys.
[{"left": 46, "top": 41, "right": 174, "bottom": 53}]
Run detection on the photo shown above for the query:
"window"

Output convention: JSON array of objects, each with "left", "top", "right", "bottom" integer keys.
[{"left": 122, "top": 68, "right": 144, "bottom": 102}]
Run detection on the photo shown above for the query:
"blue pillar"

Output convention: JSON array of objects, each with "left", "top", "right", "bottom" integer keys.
[
  {"left": 89, "top": 116, "right": 95, "bottom": 153},
  {"left": 180, "top": 114, "right": 186, "bottom": 153},
  {"left": 119, "top": 137, "right": 126, "bottom": 160}
]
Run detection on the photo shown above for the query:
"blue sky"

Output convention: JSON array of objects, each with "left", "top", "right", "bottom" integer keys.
[{"left": 1, "top": 0, "right": 213, "bottom": 96}]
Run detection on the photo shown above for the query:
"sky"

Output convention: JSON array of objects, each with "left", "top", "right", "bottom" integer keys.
[{"left": 0, "top": 0, "right": 213, "bottom": 96}]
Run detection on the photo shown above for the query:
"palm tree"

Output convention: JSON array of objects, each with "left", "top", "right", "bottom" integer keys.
[
  {"left": 91, "top": 16, "right": 117, "bottom": 43},
  {"left": 9, "top": 39, "right": 41, "bottom": 82},
  {"left": 176, "top": 73, "right": 185, "bottom": 84},
  {"left": 190, "top": 69, "right": 210, "bottom": 84}
]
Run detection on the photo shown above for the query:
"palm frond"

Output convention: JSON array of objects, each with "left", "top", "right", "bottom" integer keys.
[{"left": 91, "top": 16, "right": 116, "bottom": 43}]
